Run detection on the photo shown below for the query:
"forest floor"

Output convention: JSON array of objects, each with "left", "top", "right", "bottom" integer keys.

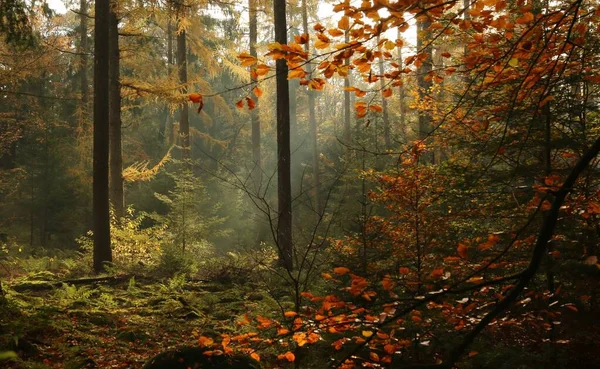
[
  {"left": 0, "top": 273, "right": 277, "bottom": 369},
  {"left": 2, "top": 271, "right": 600, "bottom": 369}
]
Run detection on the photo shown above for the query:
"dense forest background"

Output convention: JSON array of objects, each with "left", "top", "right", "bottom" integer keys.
[{"left": 1, "top": 0, "right": 600, "bottom": 368}]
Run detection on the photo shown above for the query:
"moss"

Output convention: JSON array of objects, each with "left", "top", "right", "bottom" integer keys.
[{"left": 142, "top": 346, "right": 260, "bottom": 369}]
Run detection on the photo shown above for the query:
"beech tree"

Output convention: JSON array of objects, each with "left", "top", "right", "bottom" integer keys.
[{"left": 93, "top": 0, "right": 112, "bottom": 273}]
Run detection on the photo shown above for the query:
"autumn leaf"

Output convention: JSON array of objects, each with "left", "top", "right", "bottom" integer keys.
[
  {"left": 253, "top": 87, "right": 263, "bottom": 98},
  {"left": 516, "top": 12, "right": 534, "bottom": 24},
  {"left": 284, "top": 311, "right": 298, "bottom": 318},
  {"left": 362, "top": 330, "right": 373, "bottom": 337},
  {"left": 430, "top": 268, "right": 444, "bottom": 278},
  {"left": 333, "top": 267, "right": 350, "bottom": 275},
  {"left": 338, "top": 16, "right": 350, "bottom": 30},
  {"left": 246, "top": 97, "right": 256, "bottom": 110},
  {"left": 382, "top": 88, "right": 393, "bottom": 98},
  {"left": 457, "top": 243, "right": 468, "bottom": 258},
  {"left": 189, "top": 93, "right": 202, "bottom": 103},
  {"left": 235, "top": 100, "right": 244, "bottom": 109},
  {"left": 198, "top": 336, "right": 214, "bottom": 347},
  {"left": 250, "top": 352, "right": 260, "bottom": 362},
  {"left": 399, "top": 267, "right": 410, "bottom": 275},
  {"left": 238, "top": 52, "right": 258, "bottom": 67}
]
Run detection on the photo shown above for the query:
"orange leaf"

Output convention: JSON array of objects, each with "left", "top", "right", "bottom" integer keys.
[
  {"left": 382, "top": 88, "right": 393, "bottom": 98},
  {"left": 369, "top": 104, "right": 383, "bottom": 112},
  {"left": 189, "top": 93, "right": 202, "bottom": 103},
  {"left": 457, "top": 243, "right": 468, "bottom": 259},
  {"left": 277, "top": 327, "right": 289, "bottom": 336},
  {"left": 235, "top": 100, "right": 244, "bottom": 109},
  {"left": 399, "top": 267, "right": 410, "bottom": 275},
  {"left": 198, "top": 336, "right": 214, "bottom": 348},
  {"left": 250, "top": 352, "right": 261, "bottom": 362},
  {"left": 246, "top": 97, "right": 256, "bottom": 110},
  {"left": 338, "top": 16, "right": 350, "bottom": 30},
  {"left": 333, "top": 267, "right": 350, "bottom": 275},
  {"left": 322, "top": 272, "right": 333, "bottom": 279},
  {"left": 238, "top": 52, "right": 258, "bottom": 67},
  {"left": 284, "top": 311, "right": 298, "bottom": 318},
  {"left": 430, "top": 268, "right": 444, "bottom": 279},
  {"left": 253, "top": 87, "right": 263, "bottom": 98},
  {"left": 284, "top": 352, "right": 295, "bottom": 362}
]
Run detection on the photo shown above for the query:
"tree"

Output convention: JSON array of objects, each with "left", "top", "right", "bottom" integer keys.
[
  {"left": 93, "top": 0, "right": 112, "bottom": 273},
  {"left": 249, "top": 0, "right": 261, "bottom": 188},
  {"left": 109, "top": 0, "right": 124, "bottom": 219},
  {"left": 274, "top": 0, "right": 293, "bottom": 271},
  {"left": 175, "top": 1, "right": 190, "bottom": 161},
  {"left": 302, "top": 0, "right": 321, "bottom": 215},
  {"left": 79, "top": 0, "right": 89, "bottom": 107}
]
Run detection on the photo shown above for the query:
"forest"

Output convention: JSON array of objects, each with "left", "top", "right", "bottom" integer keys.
[{"left": 1, "top": 0, "right": 599, "bottom": 368}]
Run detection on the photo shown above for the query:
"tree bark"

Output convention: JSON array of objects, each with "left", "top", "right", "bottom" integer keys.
[
  {"left": 397, "top": 29, "right": 407, "bottom": 140},
  {"left": 377, "top": 35, "right": 391, "bottom": 149},
  {"left": 344, "top": 30, "right": 351, "bottom": 147},
  {"left": 249, "top": 0, "right": 261, "bottom": 188},
  {"left": 93, "top": 0, "right": 113, "bottom": 274},
  {"left": 274, "top": 0, "right": 293, "bottom": 271},
  {"left": 302, "top": 0, "right": 321, "bottom": 214},
  {"left": 109, "top": 2, "right": 124, "bottom": 219},
  {"left": 417, "top": 11, "right": 433, "bottom": 163},
  {"left": 176, "top": 7, "right": 189, "bottom": 161},
  {"left": 79, "top": 0, "right": 89, "bottom": 107}
]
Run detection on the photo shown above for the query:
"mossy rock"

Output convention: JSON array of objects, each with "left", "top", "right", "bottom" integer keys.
[
  {"left": 246, "top": 292, "right": 264, "bottom": 301},
  {"left": 116, "top": 328, "right": 150, "bottom": 343},
  {"left": 142, "top": 346, "right": 261, "bottom": 369}
]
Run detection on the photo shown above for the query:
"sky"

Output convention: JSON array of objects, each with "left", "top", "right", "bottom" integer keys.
[{"left": 48, "top": 0, "right": 66, "bottom": 14}]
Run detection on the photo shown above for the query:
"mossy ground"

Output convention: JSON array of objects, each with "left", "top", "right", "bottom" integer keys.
[{"left": 0, "top": 275, "right": 275, "bottom": 369}]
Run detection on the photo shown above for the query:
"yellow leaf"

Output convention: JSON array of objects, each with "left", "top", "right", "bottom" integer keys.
[
  {"left": 362, "top": 330, "right": 373, "bottom": 338},
  {"left": 315, "top": 39, "right": 329, "bottom": 49},
  {"left": 288, "top": 68, "right": 306, "bottom": 79},
  {"left": 328, "top": 28, "right": 344, "bottom": 37},
  {"left": 508, "top": 58, "right": 519, "bottom": 67}
]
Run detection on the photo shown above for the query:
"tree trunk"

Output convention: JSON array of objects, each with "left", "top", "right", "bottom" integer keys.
[
  {"left": 93, "top": 0, "right": 113, "bottom": 274},
  {"left": 377, "top": 35, "right": 391, "bottom": 149},
  {"left": 249, "top": 0, "right": 261, "bottom": 188},
  {"left": 176, "top": 9, "right": 189, "bottom": 160},
  {"left": 344, "top": 30, "right": 351, "bottom": 147},
  {"left": 274, "top": 0, "right": 293, "bottom": 271},
  {"left": 397, "top": 29, "right": 407, "bottom": 140},
  {"left": 109, "top": 2, "right": 124, "bottom": 219},
  {"left": 302, "top": 0, "right": 321, "bottom": 215},
  {"left": 417, "top": 14, "right": 433, "bottom": 163},
  {"left": 79, "top": 0, "right": 89, "bottom": 107}
]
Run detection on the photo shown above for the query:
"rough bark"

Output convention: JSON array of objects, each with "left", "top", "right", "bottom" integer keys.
[
  {"left": 274, "top": 0, "right": 293, "bottom": 271},
  {"left": 93, "top": 0, "right": 113, "bottom": 274},
  {"left": 109, "top": 2, "right": 124, "bottom": 219}
]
